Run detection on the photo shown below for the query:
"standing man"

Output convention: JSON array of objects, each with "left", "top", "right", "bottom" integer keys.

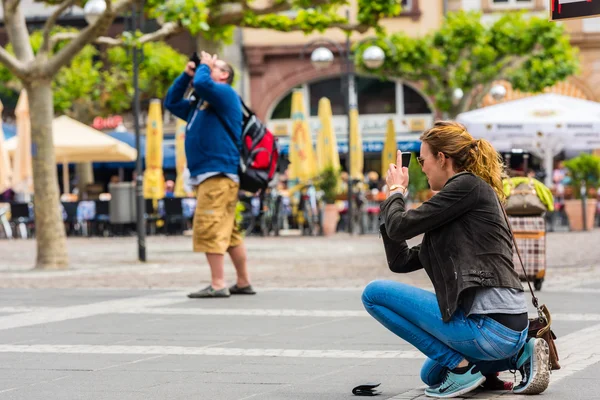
[{"left": 165, "top": 51, "right": 256, "bottom": 298}]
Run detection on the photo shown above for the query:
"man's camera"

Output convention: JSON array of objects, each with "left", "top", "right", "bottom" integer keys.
[{"left": 189, "top": 52, "right": 200, "bottom": 72}]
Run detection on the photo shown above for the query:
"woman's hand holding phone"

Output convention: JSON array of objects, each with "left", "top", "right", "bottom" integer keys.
[{"left": 386, "top": 150, "right": 410, "bottom": 196}]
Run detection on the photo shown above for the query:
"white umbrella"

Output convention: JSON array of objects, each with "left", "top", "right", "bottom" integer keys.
[{"left": 457, "top": 94, "right": 600, "bottom": 186}]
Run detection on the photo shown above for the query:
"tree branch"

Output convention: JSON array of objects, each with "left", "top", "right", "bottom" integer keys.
[
  {"left": 50, "top": 32, "right": 122, "bottom": 47},
  {"left": 4, "top": 0, "right": 20, "bottom": 14},
  {"left": 40, "top": 0, "right": 78, "bottom": 54},
  {"left": 49, "top": 21, "right": 183, "bottom": 48},
  {"left": 138, "top": 22, "right": 183, "bottom": 44},
  {"left": 43, "top": 0, "right": 133, "bottom": 77},
  {"left": 0, "top": 45, "right": 27, "bottom": 79}
]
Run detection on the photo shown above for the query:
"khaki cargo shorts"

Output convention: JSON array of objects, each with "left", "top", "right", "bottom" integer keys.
[{"left": 193, "top": 175, "right": 242, "bottom": 254}]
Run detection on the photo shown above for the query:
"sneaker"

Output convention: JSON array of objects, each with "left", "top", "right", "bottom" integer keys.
[
  {"left": 229, "top": 284, "right": 256, "bottom": 295},
  {"left": 424, "top": 365, "right": 486, "bottom": 398},
  {"left": 187, "top": 285, "right": 230, "bottom": 298},
  {"left": 513, "top": 338, "right": 551, "bottom": 394}
]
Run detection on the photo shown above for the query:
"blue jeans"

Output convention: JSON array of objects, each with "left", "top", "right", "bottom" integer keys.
[{"left": 362, "top": 280, "right": 528, "bottom": 386}]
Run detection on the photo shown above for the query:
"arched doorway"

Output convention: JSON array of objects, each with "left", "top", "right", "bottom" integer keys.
[{"left": 266, "top": 75, "right": 433, "bottom": 176}]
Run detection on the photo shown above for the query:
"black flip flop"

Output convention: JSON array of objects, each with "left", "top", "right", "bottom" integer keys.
[{"left": 352, "top": 382, "right": 381, "bottom": 396}]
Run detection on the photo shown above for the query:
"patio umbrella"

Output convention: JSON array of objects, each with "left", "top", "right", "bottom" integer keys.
[
  {"left": 349, "top": 108, "right": 364, "bottom": 181},
  {"left": 381, "top": 118, "right": 397, "bottom": 177},
  {"left": 316, "top": 97, "right": 340, "bottom": 173},
  {"left": 288, "top": 89, "right": 317, "bottom": 182},
  {"left": 12, "top": 90, "right": 33, "bottom": 197},
  {"left": 5, "top": 115, "right": 137, "bottom": 193},
  {"left": 0, "top": 100, "right": 12, "bottom": 194},
  {"left": 143, "top": 99, "right": 166, "bottom": 199},
  {"left": 174, "top": 117, "right": 187, "bottom": 197}
]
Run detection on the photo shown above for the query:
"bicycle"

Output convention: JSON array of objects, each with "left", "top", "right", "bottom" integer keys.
[
  {"left": 259, "top": 186, "right": 284, "bottom": 237},
  {"left": 289, "top": 181, "right": 323, "bottom": 236}
]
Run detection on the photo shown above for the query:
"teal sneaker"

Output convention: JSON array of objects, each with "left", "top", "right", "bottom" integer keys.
[
  {"left": 513, "top": 338, "right": 551, "bottom": 394},
  {"left": 424, "top": 365, "right": 486, "bottom": 398}
]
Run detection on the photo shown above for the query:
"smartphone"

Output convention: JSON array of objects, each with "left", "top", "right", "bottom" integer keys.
[{"left": 401, "top": 152, "right": 411, "bottom": 168}]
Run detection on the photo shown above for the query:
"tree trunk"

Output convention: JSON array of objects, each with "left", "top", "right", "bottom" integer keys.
[{"left": 26, "top": 81, "right": 68, "bottom": 269}]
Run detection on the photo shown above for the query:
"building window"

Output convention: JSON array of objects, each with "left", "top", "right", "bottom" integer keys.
[
  {"left": 309, "top": 78, "right": 346, "bottom": 116},
  {"left": 491, "top": 0, "right": 534, "bottom": 8},
  {"left": 403, "top": 84, "right": 431, "bottom": 115},
  {"left": 356, "top": 77, "right": 396, "bottom": 115}
]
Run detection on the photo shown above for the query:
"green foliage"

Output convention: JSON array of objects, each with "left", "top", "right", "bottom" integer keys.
[
  {"left": 408, "top": 153, "right": 428, "bottom": 197},
  {"left": 0, "top": 28, "right": 186, "bottom": 120},
  {"left": 316, "top": 166, "right": 340, "bottom": 204},
  {"left": 146, "top": 0, "right": 400, "bottom": 40},
  {"left": 564, "top": 154, "right": 600, "bottom": 199},
  {"left": 356, "top": 11, "right": 579, "bottom": 117}
]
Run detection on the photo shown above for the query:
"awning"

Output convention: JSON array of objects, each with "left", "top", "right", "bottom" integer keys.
[
  {"left": 94, "top": 130, "right": 176, "bottom": 169},
  {"left": 5, "top": 115, "right": 137, "bottom": 163}
]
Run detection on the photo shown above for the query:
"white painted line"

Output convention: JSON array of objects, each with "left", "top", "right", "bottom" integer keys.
[
  {"left": 0, "top": 344, "right": 426, "bottom": 359},
  {"left": 121, "top": 307, "right": 368, "bottom": 318},
  {"left": 120, "top": 307, "right": 600, "bottom": 322},
  {"left": 0, "top": 307, "right": 54, "bottom": 313},
  {"left": 549, "top": 323, "right": 600, "bottom": 384},
  {"left": 0, "top": 295, "right": 187, "bottom": 331}
]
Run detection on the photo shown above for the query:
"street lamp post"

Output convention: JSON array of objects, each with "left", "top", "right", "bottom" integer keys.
[
  {"left": 302, "top": 27, "right": 391, "bottom": 234},
  {"left": 85, "top": 0, "right": 146, "bottom": 261},
  {"left": 131, "top": 2, "right": 146, "bottom": 262}
]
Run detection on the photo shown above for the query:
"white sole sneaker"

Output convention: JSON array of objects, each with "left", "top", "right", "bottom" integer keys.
[
  {"left": 513, "top": 338, "right": 551, "bottom": 395},
  {"left": 424, "top": 376, "right": 486, "bottom": 398}
]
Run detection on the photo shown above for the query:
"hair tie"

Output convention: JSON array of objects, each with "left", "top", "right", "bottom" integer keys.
[{"left": 471, "top": 139, "right": 479, "bottom": 151}]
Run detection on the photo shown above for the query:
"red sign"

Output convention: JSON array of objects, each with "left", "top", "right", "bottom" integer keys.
[{"left": 92, "top": 115, "right": 123, "bottom": 130}]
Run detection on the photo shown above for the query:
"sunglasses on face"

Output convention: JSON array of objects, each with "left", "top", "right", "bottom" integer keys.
[{"left": 417, "top": 153, "right": 449, "bottom": 167}]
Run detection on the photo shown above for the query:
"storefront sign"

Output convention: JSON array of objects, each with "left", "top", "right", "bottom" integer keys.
[{"left": 92, "top": 115, "right": 124, "bottom": 130}]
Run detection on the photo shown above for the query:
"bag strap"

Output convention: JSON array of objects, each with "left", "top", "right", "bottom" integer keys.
[{"left": 500, "top": 204, "right": 542, "bottom": 313}]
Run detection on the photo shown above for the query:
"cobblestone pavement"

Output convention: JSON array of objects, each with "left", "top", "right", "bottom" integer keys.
[
  {"left": 1, "top": 231, "right": 599, "bottom": 399},
  {"left": 0, "top": 230, "right": 599, "bottom": 290}
]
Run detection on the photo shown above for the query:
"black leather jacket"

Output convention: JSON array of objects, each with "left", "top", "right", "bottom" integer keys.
[{"left": 379, "top": 172, "right": 523, "bottom": 322}]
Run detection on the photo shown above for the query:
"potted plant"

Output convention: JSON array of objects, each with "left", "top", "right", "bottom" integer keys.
[
  {"left": 563, "top": 153, "right": 600, "bottom": 231},
  {"left": 317, "top": 166, "right": 341, "bottom": 236}
]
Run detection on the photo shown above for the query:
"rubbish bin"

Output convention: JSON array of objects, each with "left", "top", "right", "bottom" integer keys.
[{"left": 109, "top": 182, "right": 136, "bottom": 224}]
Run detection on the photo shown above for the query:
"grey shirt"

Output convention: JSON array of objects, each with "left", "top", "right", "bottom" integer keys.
[{"left": 461, "top": 287, "right": 528, "bottom": 316}]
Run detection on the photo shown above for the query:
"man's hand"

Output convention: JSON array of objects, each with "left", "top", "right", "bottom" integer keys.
[
  {"left": 386, "top": 150, "right": 409, "bottom": 190},
  {"left": 185, "top": 61, "right": 196, "bottom": 77},
  {"left": 200, "top": 51, "right": 217, "bottom": 69}
]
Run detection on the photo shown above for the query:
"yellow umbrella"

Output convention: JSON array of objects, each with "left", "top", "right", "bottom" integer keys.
[
  {"left": 0, "top": 100, "right": 12, "bottom": 194},
  {"left": 174, "top": 117, "right": 187, "bottom": 197},
  {"left": 143, "top": 99, "right": 165, "bottom": 199},
  {"left": 349, "top": 108, "right": 363, "bottom": 181},
  {"left": 316, "top": 97, "right": 340, "bottom": 173},
  {"left": 12, "top": 90, "right": 33, "bottom": 196},
  {"left": 288, "top": 89, "right": 317, "bottom": 182},
  {"left": 381, "top": 118, "right": 397, "bottom": 177}
]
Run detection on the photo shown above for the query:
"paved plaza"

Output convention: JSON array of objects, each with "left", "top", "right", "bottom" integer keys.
[{"left": 0, "top": 231, "right": 599, "bottom": 399}]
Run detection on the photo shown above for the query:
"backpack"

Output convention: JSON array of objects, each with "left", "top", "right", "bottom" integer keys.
[{"left": 213, "top": 98, "right": 280, "bottom": 194}]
